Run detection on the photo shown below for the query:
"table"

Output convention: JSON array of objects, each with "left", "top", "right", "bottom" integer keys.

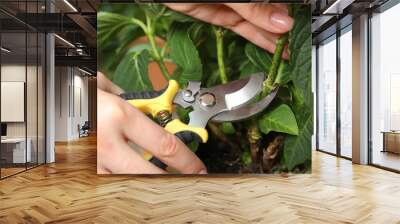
[
  {"left": 382, "top": 131, "right": 400, "bottom": 154},
  {"left": 1, "top": 138, "right": 32, "bottom": 164}
]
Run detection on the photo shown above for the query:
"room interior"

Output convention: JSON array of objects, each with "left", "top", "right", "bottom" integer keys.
[
  {"left": 0, "top": 0, "right": 399, "bottom": 222},
  {"left": 0, "top": 0, "right": 96, "bottom": 179},
  {"left": 313, "top": 0, "right": 400, "bottom": 172}
]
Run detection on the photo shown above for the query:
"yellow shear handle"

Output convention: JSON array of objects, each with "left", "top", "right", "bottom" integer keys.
[
  {"left": 165, "top": 119, "right": 208, "bottom": 143},
  {"left": 127, "top": 80, "right": 179, "bottom": 117},
  {"left": 126, "top": 80, "right": 208, "bottom": 142}
]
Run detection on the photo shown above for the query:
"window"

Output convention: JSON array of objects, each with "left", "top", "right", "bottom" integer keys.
[
  {"left": 1, "top": 30, "right": 28, "bottom": 177},
  {"left": 0, "top": 1, "right": 47, "bottom": 179},
  {"left": 370, "top": 3, "right": 400, "bottom": 171},
  {"left": 317, "top": 36, "right": 337, "bottom": 154},
  {"left": 339, "top": 28, "right": 352, "bottom": 158}
]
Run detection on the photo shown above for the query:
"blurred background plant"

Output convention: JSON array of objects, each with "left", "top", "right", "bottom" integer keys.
[{"left": 98, "top": 3, "right": 312, "bottom": 173}]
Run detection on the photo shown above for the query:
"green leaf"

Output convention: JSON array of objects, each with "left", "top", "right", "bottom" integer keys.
[
  {"left": 175, "top": 106, "right": 190, "bottom": 124},
  {"left": 139, "top": 4, "right": 166, "bottom": 19},
  {"left": 97, "top": 10, "right": 145, "bottom": 80},
  {"left": 171, "top": 66, "right": 182, "bottom": 81},
  {"left": 259, "top": 104, "right": 299, "bottom": 136},
  {"left": 239, "top": 59, "right": 262, "bottom": 78},
  {"left": 188, "top": 22, "right": 206, "bottom": 44},
  {"left": 221, "top": 122, "right": 236, "bottom": 135},
  {"left": 226, "top": 38, "right": 247, "bottom": 68},
  {"left": 274, "top": 60, "right": 291, "bottom": 85},
  {"left": 244, "top": 43, "right": 272, "bottom": 74},
  {"left": 206, "top": 69, "right": 221, "bottom": 87},
  {"left": 167, "top": 22, "right": 203, "bottom": 86},
  {"left": 175, "top": 106, "right": 198, "bottom": 153},
  {"left": 115, "top": 26, "right": 143, "bottom": 54},
  {"left": 288, "top": 6, "right": 312, "bottom": 108},
  {"left": 276, "top": 86, "right": 293, "bottom": 105},
  {"left": 164, "top": 8, "right": 197, "bottom": 22},
  {"left": 241, "top": 149, "right": 252, "bottom": 166},
  {"left": 113, "top": 50, "right": 152, "bottom": 92},
  {"left": 283, "top": 113, "right": 312, "bottom": 171},
  {"left": 281, "top": 5, "right": 313, "bottom": 171},
  {"left": 97, "top": 12, "right": 134, "bottom": 47},
  {"left": 227, "top": 39, "right": 238, "bottom": 59},
  {"left": 126, "top": 43, "right": 152, "bottom": 54},
  {"left": 97, "top": 12, "right": 131, "bottom": 29},
  {"left": 98, "top": 3, "right": 145, "bottom": 18}
]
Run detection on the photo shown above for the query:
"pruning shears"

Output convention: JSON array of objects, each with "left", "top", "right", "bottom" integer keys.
[{"left": 120, "top": 72, "right": 279, "bottom": 170}]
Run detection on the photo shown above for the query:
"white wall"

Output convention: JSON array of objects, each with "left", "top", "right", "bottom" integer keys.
[
  {"left": 54, "top": 67, "right": 89, "bottom": 141},
  {"left": 1, "top": 63, "right": 46, "bottom": 164},
  {"left": 1, "top": 65, "right": 26, "bottom": 142},
  {"left": 1, "top": 65, "right": 34, "bottom": 138},
  {"left": 1, "top": 82, "right": 25, "bottom": 122},
  {"left": 72, "top": 73, "right": 89, "bottom": 138},
  {"left": 1, "top": 65, "right": 26, "bottom": 134},
  {"left": 55, "top": 66, "right": 69, "bottom": 141}
]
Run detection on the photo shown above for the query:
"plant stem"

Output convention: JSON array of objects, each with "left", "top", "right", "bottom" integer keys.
[
  {"left": 145, "top": 14, "right": 170, "bottom": 81},
  {"left": 213, "top": 26, "right": 228, "bottom": 84},
  {"left": 247, "top": 119, "right": 262, "bottom": 162},
  {"left": 246, "top": 5, "right": 294, "bottom": 172},
  {"left": 208, "top": 123, "right": 240, "bottom": 152},
  {"left": 209, "top": 25, "right": 243, "bottom": 156},
  {"left": 130, "top": 18, "right": 147, "bottom": 33},
  {"left": 262, "top": 34, "right": 288, "bottom": 97},
  {"left": 247, "top": 33, "right": 289, "bottom": 170}
]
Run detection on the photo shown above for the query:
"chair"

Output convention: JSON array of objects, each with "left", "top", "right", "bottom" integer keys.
[{"left": 79, "top": 121, "right": 90, "bottom": 138}]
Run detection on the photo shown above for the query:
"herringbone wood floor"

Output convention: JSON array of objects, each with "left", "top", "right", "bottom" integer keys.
[{"left": 1, "top": 135, "right": 400, "bottom": 224}]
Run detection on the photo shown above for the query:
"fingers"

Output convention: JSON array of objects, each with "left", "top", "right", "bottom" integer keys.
[
  {"left": 228, "top": 19, "right": 280, "bottom": 54},
  {"left": 119, "top": 100, "right": 207, "bottom": 174},
  {"left": 99, "top": 137, "right": 166, "bottom": 174},
  {"left": 273, "top": 3, "right": 289, "bottom": 13},
  {"left": 164, "top": 3, "right": 244, "bottom": 28},
  {"left": 97, "top": 72, "right": 124, "bottom": 95},
  {"left": 97, "top": 135, "right": 166, "bottom": 174},
  {"left": 224, "top": 3, "right": 293, "bottom": 34},
  {"left": 164, "top": 3, "right": 291, "bottom": 56},
  {"left": 226, "top": 19, "right": 289, "bottom": 58},
  {"left": 99, "top": 89, "right": 207, "bottom": 174},
  {"left": 98, "top": 89, "right": 165, "bottom": 174}
]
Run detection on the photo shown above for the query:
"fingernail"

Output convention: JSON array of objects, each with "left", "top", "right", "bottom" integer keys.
[
  {"left": 270, "top": 12, "right": 294, "bottom": 31},
  {"left": 199, "top": 169, "right": 208, "bottom": 174}
]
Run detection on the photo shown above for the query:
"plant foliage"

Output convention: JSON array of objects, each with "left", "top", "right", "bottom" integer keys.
[{"left": 98, "top": 3, "right": 312, "bottom": 173}]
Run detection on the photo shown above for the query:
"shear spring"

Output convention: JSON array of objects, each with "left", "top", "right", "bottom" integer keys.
[{"left": 156, "top": 110, "right": 172, "bottom": 127}]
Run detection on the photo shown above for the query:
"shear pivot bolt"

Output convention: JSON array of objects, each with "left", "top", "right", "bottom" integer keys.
[
  {"left": 199, "top": 93, "right": 216, "bottom": 107},
  {"left": 184, "top": 90, "right": 192, "bottom": 97}
]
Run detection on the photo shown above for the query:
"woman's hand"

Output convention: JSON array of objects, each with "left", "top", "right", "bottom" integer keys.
[
  {"left": 97, "top": 72, "right": 207, "bottom": 174},
  {"left": 164, "top": 3, "right": 293, "bottom": 58}
]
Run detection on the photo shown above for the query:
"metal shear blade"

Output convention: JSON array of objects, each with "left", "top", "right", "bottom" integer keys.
[
  {"left": 173, "top": 73, "right": 270, "bottom": 128},
  {"left": 211, "top": 86, "right": 279, "bottom": 122}
]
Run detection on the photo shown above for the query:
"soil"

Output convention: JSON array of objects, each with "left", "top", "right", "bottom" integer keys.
[
  {"left": 195, "top": 134, "right": 286, "bottom": 174},
  {"left": 196, "top": 140, "right": 242, "bottom": 174}
]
